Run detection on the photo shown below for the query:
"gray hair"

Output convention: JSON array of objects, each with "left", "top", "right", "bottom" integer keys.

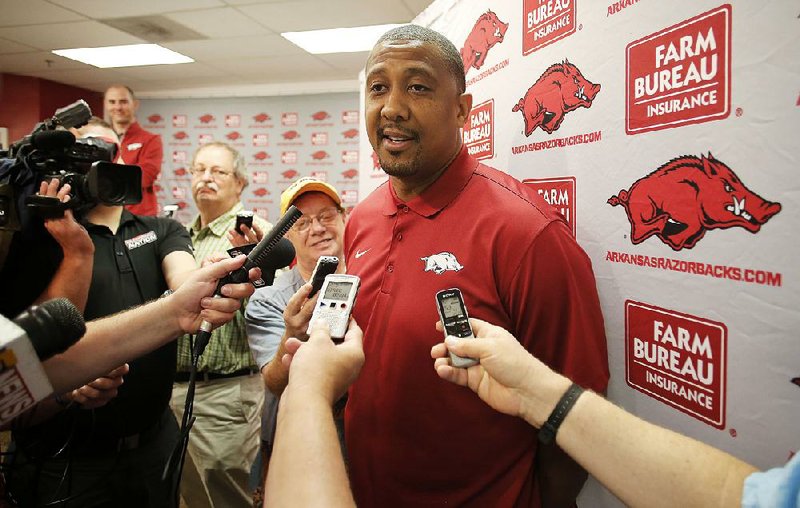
[
  {"left": 192, "top": 141, "right": 249, "bottom": 188},
  {"left": 373, "top": 25, "right": 466, "bottom": 93}
]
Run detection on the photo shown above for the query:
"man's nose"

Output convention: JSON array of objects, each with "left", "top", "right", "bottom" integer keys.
[
  {"left": 382, "top": 89, "right": 409, "bottom": 121},
  {"left": 309, "top": 216, "right": 327, "bottom": 234}
]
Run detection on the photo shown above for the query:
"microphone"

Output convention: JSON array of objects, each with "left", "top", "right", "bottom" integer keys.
[
  {"left": 258, "top": 237, "right": 296, "bottom": 286},
  {"left": 192, "top": 205, "right": 303, "bottom": 360},
  {"left": 0, "top": 298, "right": 86, "bottom": 424}
]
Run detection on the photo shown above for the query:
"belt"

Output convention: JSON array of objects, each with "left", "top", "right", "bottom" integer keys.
[{"left": 174, "top": 367, "right": 258, "bottom": 383}]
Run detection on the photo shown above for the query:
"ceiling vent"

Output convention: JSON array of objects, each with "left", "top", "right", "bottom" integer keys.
[{"left": 101, "top": 15, "right": 207, "bottom": 43}]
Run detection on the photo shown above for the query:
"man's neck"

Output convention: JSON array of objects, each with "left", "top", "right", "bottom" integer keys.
[
  {"left": 391, "top": 144, "right": 462, "bottom": 202},
  {"left": 114, "top": 119, "right": 134, "bottom": 137},
  {"left": 85, "top": 205, "right": 124, "bottom": 234},
  {"left": 198, "top": 202, "right": 236, "bottom": 230}
]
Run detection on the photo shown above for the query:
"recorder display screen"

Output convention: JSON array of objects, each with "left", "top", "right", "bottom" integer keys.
[
  {"left": 441, "top": 296, "right": 464, "bottom": 318},
  {"left": 324, "top": 281, "right": 353, "bottom": 301}
]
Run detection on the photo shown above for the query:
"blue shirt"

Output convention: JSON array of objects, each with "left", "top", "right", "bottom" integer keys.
[{"left": 742, "top": 452, "right": 800, "bottom": 508}]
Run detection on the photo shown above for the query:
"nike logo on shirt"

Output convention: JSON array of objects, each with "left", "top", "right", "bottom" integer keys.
[{"left": 355, "top": 248, "right": 371, "bottom": 259}]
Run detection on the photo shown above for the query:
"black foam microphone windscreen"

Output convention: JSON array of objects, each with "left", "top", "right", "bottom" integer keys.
[{"left": 14, "top": 298, "right": 86, "bottom": 361}]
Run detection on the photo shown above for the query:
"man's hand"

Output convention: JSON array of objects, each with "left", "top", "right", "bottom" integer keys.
[
  {"left": 69, "top": 364, "right": 129, "bottom": 409},
  {"left": 283, "top": 282, "right": 318, "bottom": 341},
  {"left": 38, "top": 179, "right": 94, "bottom": 257},
  {"left": 431, "top": 318, "right": 556, "bottom": 425},
  {"left": 226, "top": 223, "right": 263, "bottom": 248},
  {"left": 281, "top": 320, "right": 364, "bottom": 405},
  {"left": 169, "top": 254, "right": 260, "bottom": 333}
]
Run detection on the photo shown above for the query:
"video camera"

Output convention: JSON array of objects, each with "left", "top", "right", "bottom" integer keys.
[{"left": 0, "top": 99, "right": 142, "bottom": 225}]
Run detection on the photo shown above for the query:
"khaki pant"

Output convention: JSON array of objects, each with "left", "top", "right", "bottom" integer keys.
[{"left": 171, "top": 374, "right": 263, "bottom": 508}]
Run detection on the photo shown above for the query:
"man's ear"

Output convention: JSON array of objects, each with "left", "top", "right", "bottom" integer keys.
[{"left": 457, "top": 92, "right": 473, "bottom": 128}]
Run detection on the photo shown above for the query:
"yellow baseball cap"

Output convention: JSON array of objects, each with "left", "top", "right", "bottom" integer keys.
[{"left": 280, "top": 177, "right": 342, "bottom": 215}]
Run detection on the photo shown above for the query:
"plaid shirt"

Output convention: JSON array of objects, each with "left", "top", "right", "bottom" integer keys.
[{"left": 176, "top": 202, "right": 272, "bottom": 373}]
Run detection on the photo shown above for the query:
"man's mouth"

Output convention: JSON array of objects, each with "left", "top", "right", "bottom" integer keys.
[{"left": 378, "top": 126, "right": 417, "bottom": 151}]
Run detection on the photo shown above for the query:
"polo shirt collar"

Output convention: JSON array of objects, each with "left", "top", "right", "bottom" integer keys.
[
  {"left": 189, "top": 202, "right": 243, "bottom": 238},
  {"left": 381, "top": 145, "right": 475, "bottom": 218},
  {"left": 121, "top": 121, "right": 142, "bottom": 139},
  {"left": 81, "top": 208, "right": 137, "bottom": 231}
]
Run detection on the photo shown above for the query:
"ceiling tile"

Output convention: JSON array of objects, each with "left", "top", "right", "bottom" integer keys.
[
  {"left": 119, "top": 62, "right": 225, "bottom": 81},
  {"left": 164, "top": 34, "right": 302, "bottom": 60},
  {"left": 0, "top": 51, "right": 90, "bottom": 73},
  {"left": 0, "top": 21, "right": 145, "bottom": 51},
  {"left": 209, "top": 53, "right": 339, "bottom": 80},
  {"left": 0, "top": 0, "right": 86, "bottom": 27},
  {"left": 164, "top": 7, "right": 273, "bottom": 38},
  {"left": 238, "top": 0, "right": 416, "bottom": 32},
  {"left": 0, "top": 38, "right": 38, "bottom": 55},
  {"left": 316, "top": 51, "right": 370, "bottom": 73},
  {"left": 7, "top": 67, "right": 140, "bottom": 93},
  {"left": 403, "top": 0, "right": 434, "bottom": 18},
  {"left": 47, "top": 0, "right": 225, "bottom": 19}
]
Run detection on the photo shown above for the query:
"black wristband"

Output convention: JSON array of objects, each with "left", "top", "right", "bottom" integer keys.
[{"left": 538, "top": 382, "right": 584, "bottom": 445}]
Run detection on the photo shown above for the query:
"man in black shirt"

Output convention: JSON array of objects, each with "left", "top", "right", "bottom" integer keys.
[{"left": 7, "top": 120, "right": 196, "bottom": 507}]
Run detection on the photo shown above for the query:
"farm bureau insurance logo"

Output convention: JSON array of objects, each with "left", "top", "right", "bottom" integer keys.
[
  {"left": 512, "top": 60, "right": 600, "bottom": 136},
  {"left": 608, "top": 153, "right": 781, "bottom": 250},
  {"left": 626, "top": 5, "right": 731, "bottom": 134},
  {"left": 460, "top": 11, "right": 508, "bottom": 74},
  {"left": 523, "top": 0, "right": 576, "bottom": 54},
  {"left": 463, "top": 99, "right": 494, "bottom": 160},
  {"left": 523, "top": 177, "right": 575, "bottom": 237},
  {"left": 626, "top": 301, "right": 726, "bottom": 429}
]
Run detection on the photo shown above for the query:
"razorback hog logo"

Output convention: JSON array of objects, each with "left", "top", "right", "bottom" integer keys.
[
  {"left": 226, "top": 131, "right": 242, "bottom": 141},
  {"left": 173, "top": 167, "right": 188, "bottom": 177},
  {"left": 282, "top": 169, "right": 299, "bottom": 179},
  {"left": 282, "top": 130, "right": 300, "bottom": 140},
  {"left": 311, "top": 151, "right": 329, "bottom": 160},
  {"left": 253, "top": 187, "right": 270, "bottom": 197},
  {"left": 173, "top": 131, "right": 188, "bottom": 140},
  {"left": 147, "top": 114, "right": 163, "bottom": 123},
  {"left": 342, "top": 128, "right": 358, "bottom": 139},
  {"left": 371, "top": 151, "right": 381, "bottom": 170},
  {"left": 421, "top": 252, "right": 464, "bottom": 275},
  {"left": 608, "top": 154, "right": 782, "bottom": 251},
  {"left": 512, "top": 60, "right": 601, "bottom": 136},
  {"left": 311, "top": 111, "right": 330, "bottom": 121},
  {"left": 253, "top": 151, "right": 270, "bottom": 160},
  {"left": 460, "top": 10, "right": 508, "bottom": 73},
  {"left": 199, "top": 114, "right": 215, "bottom": 124},
  {"left": 341, "top": 169, "right": 358, "bottom": 179},
  {"left": 177, "top": 201, "right": 188, "bottom": 210},
  {"left": 253, "top": 113, "right": 271, "bottom": 122},
  {"left": 153, "top": 184, "right": 163, "bottom": 193}
]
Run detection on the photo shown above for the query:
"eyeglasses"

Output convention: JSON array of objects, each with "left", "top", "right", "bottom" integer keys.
[
  {"left": 292, "top": 207, "right": 342, "bottom": 233},
  {"left": 190, "top": 166, "right": 234, "bottom": 179}
]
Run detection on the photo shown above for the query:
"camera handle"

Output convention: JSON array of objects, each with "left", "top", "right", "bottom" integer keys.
[{"left": 24, "top": 194, "right": 72, "bottom": 219}]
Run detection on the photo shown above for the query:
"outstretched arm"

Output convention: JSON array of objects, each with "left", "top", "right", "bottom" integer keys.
[
  {"left": 43, "top": 255, "right": 258, "bottom": 393},
  {"left": 432, "top": 319, "right": 758, "bottom": 508},
  {"left": 265, "top": 320, "right": 363, "bottom": 508}
]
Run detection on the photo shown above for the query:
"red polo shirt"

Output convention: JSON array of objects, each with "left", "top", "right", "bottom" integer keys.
[
  {"left": 344, "top": 146, "right": 609, "bottom": 507},
  {"left": 119, "top": 121, "right": 163, "bottom": 216}
]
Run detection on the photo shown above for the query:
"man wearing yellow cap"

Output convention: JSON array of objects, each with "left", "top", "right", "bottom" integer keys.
[{"left": 244, "top": 177, "right": 347, "bottom": 498}]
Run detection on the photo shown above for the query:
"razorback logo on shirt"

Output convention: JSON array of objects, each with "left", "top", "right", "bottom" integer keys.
[
  {"left": 125, "top": 231, "right": 157, "bottom": 250},
  {"left": 127, "top": 142, "right": 143, "bottom": 151},
  {"left": 421, "top": 252, "right": 464, "bottom": 275}
]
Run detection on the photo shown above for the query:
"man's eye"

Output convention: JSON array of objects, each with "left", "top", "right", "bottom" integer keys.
[
  {"left": 370, "top": 84, "right": 386, "bottom": 93},
  {"left": 409, "top": 84, "right": 429, "bottom": 92}
]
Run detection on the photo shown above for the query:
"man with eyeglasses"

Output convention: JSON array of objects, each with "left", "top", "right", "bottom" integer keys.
[
  {"left": 244, "top": 177, "right": 347, "bottom": 503},
  {"left": 171, "top": 141, "right": 272, "bottom": 508}
]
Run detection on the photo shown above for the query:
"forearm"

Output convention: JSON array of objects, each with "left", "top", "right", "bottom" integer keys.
[
  {"left": 35, "top": 253, "right": 94, "bottom": 312},
  {"left": 525, "top": 371, "right": 757, "bottom": 507},
  {"left": 265, "top": 387, "right": 355, "bottom": 508},
  {"left": 43, "top": 298, "right": 180, "bottom": 393},
  {"left": 264, "top": 331, "right": 292, "bottom": 395}
]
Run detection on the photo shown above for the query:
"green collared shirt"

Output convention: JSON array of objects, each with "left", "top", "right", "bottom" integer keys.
[{"left": 176, "top": 202, "right": 272, "bottom": 373}]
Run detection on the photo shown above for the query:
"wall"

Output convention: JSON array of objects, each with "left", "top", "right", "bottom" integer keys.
[
  {"left": 0, "top": 73, "right": 103, "bottom": 145},
  {"left": 137, "top": 93, "right": 360, "bottom": 225},
  {"left": 358, "top": 1, "right": 799, "bottom": 505}
]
